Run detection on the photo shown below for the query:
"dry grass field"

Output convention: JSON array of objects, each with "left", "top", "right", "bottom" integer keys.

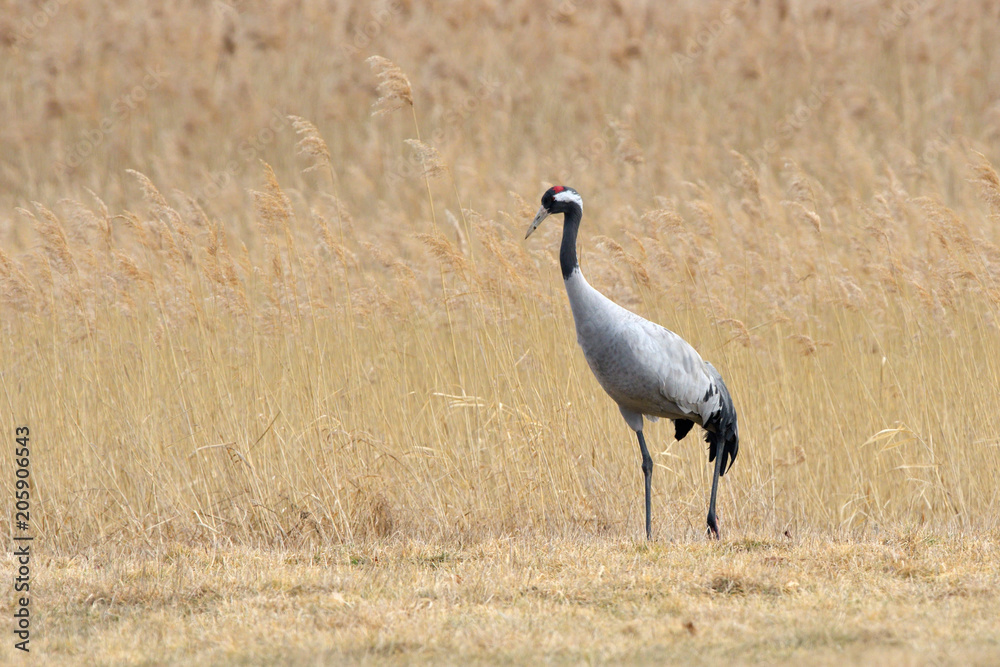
[{"left": 2, "top": 0, "right": 1000, "bottom": 663}]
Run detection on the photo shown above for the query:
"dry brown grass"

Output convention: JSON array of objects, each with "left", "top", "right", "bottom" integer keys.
[
  {"left": 1, "top": 0, "right": 999, "bottom": 663},
  {"left": 8, "top": 533, "right": 1000, "bottom": 665}
]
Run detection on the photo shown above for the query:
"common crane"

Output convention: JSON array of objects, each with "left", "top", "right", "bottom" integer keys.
[{"left": 525, "top": 186, "right": 740, "bottom": 539}]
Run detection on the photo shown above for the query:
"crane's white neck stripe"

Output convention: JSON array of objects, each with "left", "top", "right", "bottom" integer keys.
[{"left": 554, "top": 189, "right": 583, "bottom": 209}]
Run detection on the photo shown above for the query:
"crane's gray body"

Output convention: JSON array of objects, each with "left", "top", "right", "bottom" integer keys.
[{"left": 564, "top": 268, "right": 724, "bottom": 433}]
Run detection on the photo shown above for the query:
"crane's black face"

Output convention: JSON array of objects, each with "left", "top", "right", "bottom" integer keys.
[{"left": 525, "top": 186, "right": 582, "bottom": 238}]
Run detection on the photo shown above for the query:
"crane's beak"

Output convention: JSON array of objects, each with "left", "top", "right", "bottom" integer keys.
[{"left": 525, "top": 206, "right": 550, "bottom": 239}]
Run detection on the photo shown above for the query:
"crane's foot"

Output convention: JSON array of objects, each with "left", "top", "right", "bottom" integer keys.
[{"left": 707, "top": 514, "right": 720, "bottom": 540}]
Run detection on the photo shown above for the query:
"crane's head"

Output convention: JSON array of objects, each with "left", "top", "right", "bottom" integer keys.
[{"left": 525, "top": 186, "right": 582, "bottom": 239}]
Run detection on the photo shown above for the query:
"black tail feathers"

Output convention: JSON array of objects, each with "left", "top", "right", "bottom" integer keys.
[
  {"left": 706, "top": 420, "right": 739, "bottom": 476},
  {"left": 704, "top": 364, "right": 739, "bottom": 476},
  {"left": 674, "top": 418, "right": 695, "bottom": 441}
]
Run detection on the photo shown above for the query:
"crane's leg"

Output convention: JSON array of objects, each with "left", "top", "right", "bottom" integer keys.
[
  {"left": 706, "top": 435, "right": 725, "bottom": 540},
  {"left": 636, "top": 431, "right": 653, "bottom": 540}
]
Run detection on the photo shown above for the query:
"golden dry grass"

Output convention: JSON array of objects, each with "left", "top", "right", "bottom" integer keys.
[
  {"left": 1, "top": 0, "right": 1000, "bottom": 663},
  {"left": 8, "top": 533, "right": 1000, "bottom": 665}
]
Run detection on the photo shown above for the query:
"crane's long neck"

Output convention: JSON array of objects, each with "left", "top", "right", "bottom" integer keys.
[
  {"left": 559, "top": 206, "right": 582, "bottom": 279},
  {"left": 559, "top": 204, "right": 614, "bottom": 348}
]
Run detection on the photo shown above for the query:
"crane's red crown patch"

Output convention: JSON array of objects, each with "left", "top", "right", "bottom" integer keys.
[{"left": 551, "top": 186, "right": 565, "bottom": 193}]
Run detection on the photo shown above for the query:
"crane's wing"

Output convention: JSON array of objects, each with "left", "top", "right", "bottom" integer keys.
[
  {"left": 626, "top": 318, "right": 720, "bottom": 423},
  {"left": 628, "top": 317, "right": 739, "bottom": 474}
]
